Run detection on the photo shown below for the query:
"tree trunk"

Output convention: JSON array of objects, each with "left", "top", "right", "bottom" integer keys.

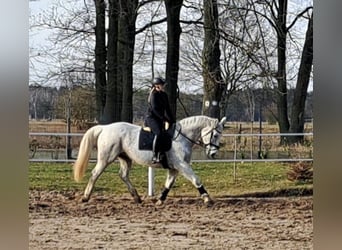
[
  {"left": 288, "top": 13, "right": 313, "bottom": 144},
  {"left": 202, "top": 0, "right": 224, "bottom": 119},
  {"left": 94, "top": 0, "right": 107, "bottom": 123},
  {"left": 103, "top": 0, "right": 120, "bottom": 124},
  {"left": 276, "top": 0, "right": 290, "bottom": 144},
  {"left": 164, "top": 0, "right": 183, "bottom": 119},
  {"left": 119, "top": 0, "right": 138, "bottom": 122}
]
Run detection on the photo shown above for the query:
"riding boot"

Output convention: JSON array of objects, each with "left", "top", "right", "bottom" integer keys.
[
  {"left": 152, "top": 152, "right": 160, "bottom": 163},
  {"left": 152, "top": 135, "right": 160, "bottom": 163}
]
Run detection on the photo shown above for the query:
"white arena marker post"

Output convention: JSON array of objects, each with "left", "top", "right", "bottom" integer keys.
[{"left": 148, "top": 167, "right": 155, "bottom": 196}]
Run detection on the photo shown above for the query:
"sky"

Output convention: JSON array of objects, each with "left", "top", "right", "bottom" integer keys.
[
  {"left": 29, "top": 0, "right": 55, "bottom": 85},
  {"left": 29, "top": 0, "right": 313, "bottom": 92},
  {"left": 29, "top": 0, "right": 54, "bottom": 45}
]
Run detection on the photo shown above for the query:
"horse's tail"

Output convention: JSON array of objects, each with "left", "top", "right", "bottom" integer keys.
[{"left": 73, "top": 125, "right": 103, "bottom": 182}]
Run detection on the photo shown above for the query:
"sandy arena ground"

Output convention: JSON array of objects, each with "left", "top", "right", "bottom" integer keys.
[{"left": 29, "top": 190, "right": 313, "bottom": 249}]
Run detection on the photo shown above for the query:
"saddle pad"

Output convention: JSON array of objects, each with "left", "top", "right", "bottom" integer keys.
[
  {"left": 138, "top": 129, "right": 154, "bottom": 150},
  {"left": 138, "top": 128, "right": 173, "bottom": 152}
]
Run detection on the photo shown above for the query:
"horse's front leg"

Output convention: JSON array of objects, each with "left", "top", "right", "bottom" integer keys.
[
  {"left": 197, "top": 185, "right": 213, "bottom": 205},
  {"left": 155, "top": 168, "right": 179, "bottom": 206},
  {"left": 179, "top": 163, "right": 213, "bottom": 205},
  {"left": 118, "top": 157, "right": 141, "bottom": 203}
]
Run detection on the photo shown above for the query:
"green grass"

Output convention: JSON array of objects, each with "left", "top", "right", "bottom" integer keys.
[{"left": 29, "top": 162, "right": 312, "bottom": 198}]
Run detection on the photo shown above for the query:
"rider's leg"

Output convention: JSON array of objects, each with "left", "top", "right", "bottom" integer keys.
[
  {"left": 152, "top": 135, "right": 160, "bottom": 162},
  {"left": 149, "top": 120, "right": 162, "bottom": 163}
]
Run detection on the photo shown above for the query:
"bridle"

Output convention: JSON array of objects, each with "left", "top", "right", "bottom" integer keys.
[
  {"left": 174, "top": 123, "right": 222, "bottom": 150},
  {"left": 205, "top": 127, "right": 222, "bottom": 150}
]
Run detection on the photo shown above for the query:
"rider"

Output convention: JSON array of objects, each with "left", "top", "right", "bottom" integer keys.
[{"left": 144, "top": 77, "right": 175, "bottom": 163}]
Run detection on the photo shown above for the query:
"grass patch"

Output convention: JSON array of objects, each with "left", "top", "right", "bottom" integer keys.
[{"left": 29, "top": 162, "right": 312, "bottom": 198}]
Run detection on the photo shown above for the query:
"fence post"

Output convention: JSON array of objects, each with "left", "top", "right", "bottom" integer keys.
[
  {"left": 233, "top": 135, "right": 237, "bottom": 182},
  {"left": 148, "top": 167, "right": 155, "bottom": 196}
]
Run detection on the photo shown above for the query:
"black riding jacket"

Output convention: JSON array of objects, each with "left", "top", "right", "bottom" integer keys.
[{"left": 146, "top": 90, "right": 175, "bottom": 124}]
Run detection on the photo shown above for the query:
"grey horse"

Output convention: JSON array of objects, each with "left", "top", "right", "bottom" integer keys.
[{"left": 73, "top": 115, "right": 226, "bottom": 205}]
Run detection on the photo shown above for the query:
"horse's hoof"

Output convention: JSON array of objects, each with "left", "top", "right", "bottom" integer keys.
[
  {"left": 81, "top": 197, "right": 89, "bottom": 202},
  {"left": 205, "top": 199, "right": 214, "bottom": 207},
  {"left": 202, "top": 195, "right": 213, "bottom": 206},
  {"left": 155, "top": 199, "right": 164, "bottom": 206},
  {"left": 134, "top": 197, "right": 142, "bottom": 204}
]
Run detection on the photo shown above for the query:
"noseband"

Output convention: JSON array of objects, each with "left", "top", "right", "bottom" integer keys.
[{"left": 204, "top": 128, "right": 221, "bottom": 150}]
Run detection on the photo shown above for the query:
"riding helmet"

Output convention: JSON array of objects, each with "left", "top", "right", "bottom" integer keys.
[{"left": 152, "top": 77, "right": 166, "bottom": 85}]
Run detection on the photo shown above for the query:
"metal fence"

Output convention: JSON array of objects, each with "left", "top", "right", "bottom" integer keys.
[
  {"left": 29, "top": 132, "right": 313, "bottom": 163},
  {"left": 29, "top": 131, "right": 313, "bottom": 196}
]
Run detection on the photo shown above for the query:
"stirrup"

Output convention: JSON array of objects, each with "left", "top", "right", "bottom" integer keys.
[{"left": 152, "top": 153, "right": 160, "bottom": 163}]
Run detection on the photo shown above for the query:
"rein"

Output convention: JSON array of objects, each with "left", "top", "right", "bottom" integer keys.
[
  {"left": 175, "top": 126, "right": 204, "bottom": 147},
  {"left": 174, "top": 123, "right": 221, "bottom": 149}
]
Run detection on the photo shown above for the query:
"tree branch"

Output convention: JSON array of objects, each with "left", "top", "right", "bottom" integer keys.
[
  {"left": 135, "top": 17, "right": 167, "bottom": 34},
  {"left": 286, "top": 6, "right": 313, "bottom": 32}
]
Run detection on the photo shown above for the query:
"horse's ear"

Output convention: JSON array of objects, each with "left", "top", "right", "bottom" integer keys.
[{"left": 219, "top": 117, "right": 227, "bottom": 125}]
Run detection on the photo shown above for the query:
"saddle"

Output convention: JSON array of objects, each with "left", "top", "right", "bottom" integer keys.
[{"left": 138, "top": 124, "right": 175, "bottom": 152}]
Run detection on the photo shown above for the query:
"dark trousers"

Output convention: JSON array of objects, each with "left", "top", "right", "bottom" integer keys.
[
  {"left": 145, "top": 117, "right": 163, "bottom": 156},
  {"left": 145, "top": 117, "right": 163, "bottom": 136}
]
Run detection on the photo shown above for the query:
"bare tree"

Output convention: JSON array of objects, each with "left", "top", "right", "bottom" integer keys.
[
  {"left": 218, "top": 0, "right": 313, "bottom": 144},
  {"left": 102, "top": 0, "right": 120, "bottom": 123},
  {"left": 29, "top": 0, "right": 95, "bottom": 87},
  {"left": 179, "top": 1, "right": 269, "bottom": 118},
  {"left": 93, "top": 0, "right": 107, "bottom": 122},
  {"left": 55, "top": 84, "right": 96, "bottom": 124},
  {"left": 95, "top": 0, "right": 138, "bottom": 124},
  {"left": 275, "top": 0, "right": 290, "bottom": 143},
  {"left": 164, "top": 0, "right": 183, "bottom": 118},
  {"left": 252, "top": 0, "right": 313, "bottom": 144},
  {"left": 202, "top": 0, "right": 225, "bottom": 119},
  {"left": 119, "top": 0, "right": 139, "bottom": 122},
  {"left": 29, "top": 84, "right": 58, "bottom": 120},
  {"left": 288, "top": 12, "right": 313, "bottom": 143},
  {"left": 29, "top": 0, "right": 313, "bottom": 130},
  {"left": 219, "top": 0, "right": 264, "bottom": 118}
]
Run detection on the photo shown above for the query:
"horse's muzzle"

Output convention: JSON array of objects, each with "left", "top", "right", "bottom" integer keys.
[
  {"left": 206, "top": 146, "right": 218, "bottom": 159},
  {"left": 209, "top": 152, "right": 216, "bottom": 159}
]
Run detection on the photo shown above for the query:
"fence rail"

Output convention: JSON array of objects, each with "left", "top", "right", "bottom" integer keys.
[
  {"left": 29, "top": 131, "right": 313, "bottom": 196},
  {"left": 29, "top": 132, "right": 313, "bottom": 163}
]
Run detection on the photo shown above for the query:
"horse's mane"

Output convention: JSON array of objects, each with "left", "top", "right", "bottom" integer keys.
[{"left": 179, "top": 115, "right": 218, "bottom": 128}]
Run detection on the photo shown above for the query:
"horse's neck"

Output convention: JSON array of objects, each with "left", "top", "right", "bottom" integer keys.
[
  {"left": 181, "top": 125, "right": 202, "bottom": 140},
  {"left": 180, "top": 116, "right": 213, "bottom": 140}
]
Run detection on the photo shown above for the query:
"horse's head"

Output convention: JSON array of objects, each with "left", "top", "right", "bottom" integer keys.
[{"left": 201, "top": 117, "right": 226, "bottom": 159}]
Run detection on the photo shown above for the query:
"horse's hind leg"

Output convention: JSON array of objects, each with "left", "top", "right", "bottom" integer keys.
[
  {"left": 82, "top": 160, "right": 108, "bottom": 202},
  {"left": 118, "top": 157, "right": 141, "bottom": 203},
  {"left": 156, "top": 169, "right": 178, "bottom": 206}
]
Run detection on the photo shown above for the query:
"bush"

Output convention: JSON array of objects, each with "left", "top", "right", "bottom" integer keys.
[{"left": 287, "top": 161, "right": 313, "bottom": 183}]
